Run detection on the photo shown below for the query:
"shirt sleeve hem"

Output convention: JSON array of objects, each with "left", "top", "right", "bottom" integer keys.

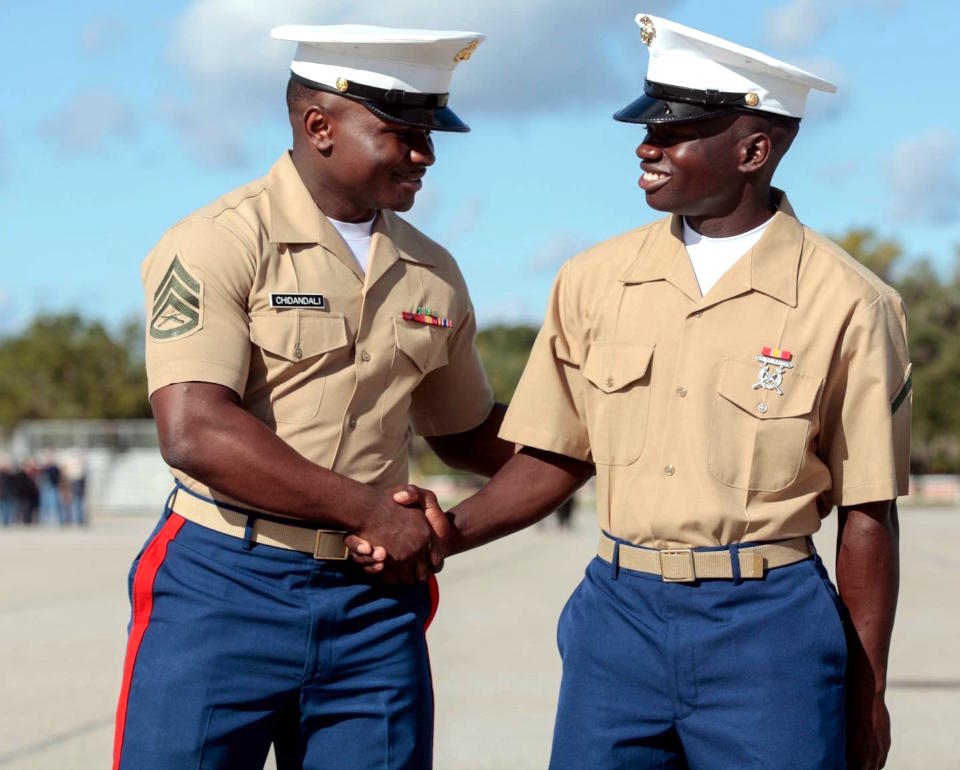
[
  {"left": 414, "top": 396, "right": 496, "bottom": 437},
  {"left": 147, "top": 361, "right": 247, "bottom": 398},
  {"left": 497, "top": 424, "right": 591, "bottom": 462},
  {"left": 832, "top": 479, "right": 900, "bottom": 508}
]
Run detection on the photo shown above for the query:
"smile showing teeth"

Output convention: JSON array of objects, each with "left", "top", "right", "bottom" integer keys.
[{"left": 642, "top": 171, "right": 669, "bottom": 182}]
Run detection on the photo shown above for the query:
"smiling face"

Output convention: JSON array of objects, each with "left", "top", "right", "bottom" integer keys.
[
  {"left": 634, "top": 111, "right": 800, "bottom": 236},
  {"left": 320, "top": 99, "right": 436, "bottom": 221},
  {"left": 636, "top": 114, "right": 747, "bottom": 221},
  {"left": 290, "top": 88, "right": 437, "bottom": 223}
]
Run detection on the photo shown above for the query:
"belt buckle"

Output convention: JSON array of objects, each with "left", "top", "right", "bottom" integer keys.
[
  {"left": 314, "top": 529, "right": 349, "bottom": 561},
  {"left": 659, "top": 549, "right": 696, "bottom": 582}
]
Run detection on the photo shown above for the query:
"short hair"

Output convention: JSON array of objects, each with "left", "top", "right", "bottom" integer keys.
[{"left": 286, "top": 76, "right": 318, "bottom": 112}]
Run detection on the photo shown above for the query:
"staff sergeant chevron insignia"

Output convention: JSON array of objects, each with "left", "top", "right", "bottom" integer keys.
[{"left": 150, "top": 255, "right": 204, "bottom": 341}]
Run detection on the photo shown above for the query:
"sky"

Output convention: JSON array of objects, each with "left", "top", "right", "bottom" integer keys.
[{"left": 1, "top": 0, "right": 959, "bottom": 334}]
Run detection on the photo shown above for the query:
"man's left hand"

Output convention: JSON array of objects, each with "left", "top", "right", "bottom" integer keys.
[{"left": 846, "top": 688, "right": 890, "bottom": 769}]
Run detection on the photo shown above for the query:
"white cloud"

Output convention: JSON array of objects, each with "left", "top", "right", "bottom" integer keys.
[
  {"left": 889, "top": 130, "right": 960, "bottom": 224},
  {"left": 39, "top": 90, "right": 137, "bottom": 153},
  {"left": 80, "top": 18, "right": 126, "bottom": 54},
  {"left": 0, "top": 289, "right": 23, "bottom": 336},
  {"left": 764, "top": 0, "right": 828, "bottom": 49},
  {"left": 163, "top": 0, "right": 674, "bottom": 165},
  {"left": 814, "top": 159, "right": 859, "bottom": 185},
  {"left": 441, "top": 197, "right": 485, "bottom": 244},
  {"left": 528, "top": 234, "right": 592, "bottom": 271},
  {"left": 843, "top": 0, "right": 901, "bottom": 9}
]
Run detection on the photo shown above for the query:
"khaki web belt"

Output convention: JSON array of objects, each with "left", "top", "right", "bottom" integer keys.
[
  {"left": 170, "top": 488, "right": 348, "bottom": 560},
  {"left": 597, "top": 532, "right": 811, "bottom": 582}
]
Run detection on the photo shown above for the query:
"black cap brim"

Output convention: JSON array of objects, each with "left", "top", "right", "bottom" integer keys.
[
  {"left": 613, "top": 94, "right": 739, "bottom": 125},
  {"left": 361, "top": 102, "right": 470, "bottom": 133},
  {"left": 290, "top": 73, "right": 470, "bottom": 133}
]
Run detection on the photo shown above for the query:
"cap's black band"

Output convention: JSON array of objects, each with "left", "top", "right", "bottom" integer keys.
[
  {"left": 291, "top": 71, "right": 449, "bottom": 109},
  {"left": 644, "top": 80, "right": 751, "bottom": 108}
]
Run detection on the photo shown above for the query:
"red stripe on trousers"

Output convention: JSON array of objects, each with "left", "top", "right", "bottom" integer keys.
[
  {"left": 424, "top": 574, "right": 440, "bottom": 632},
  {"left": 112, "top": 514, "right": 186, "bottom": 770},
  {"left": 423, "top": 574, "right": 440, "bottom": 755}
]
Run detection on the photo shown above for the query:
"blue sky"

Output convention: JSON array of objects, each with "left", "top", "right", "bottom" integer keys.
[{"left": 2, "top": 0, "right": 958, "bottom": 334}]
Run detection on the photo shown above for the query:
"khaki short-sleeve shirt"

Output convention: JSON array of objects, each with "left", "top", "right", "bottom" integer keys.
[
  {"left": 500, "top": 193, "right": 911, "bottom": 547},
  {"left": 143, "top": 152, "right": 494, "bottom": 505}
]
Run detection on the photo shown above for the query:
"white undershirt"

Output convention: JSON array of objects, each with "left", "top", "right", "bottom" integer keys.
[
  {"left": 682, "top": 216, "right": 772, "bottom": 296},
  {"left": 328, "top": 214, "right": 376, "bottom": 274}
]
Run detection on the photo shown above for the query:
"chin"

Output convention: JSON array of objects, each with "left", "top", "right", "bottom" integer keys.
[
  {"left": 387, "top": 195, "right": 417, "bottom": 213},
  {"left": 643, "top": 193, "right": 673, "bottom": 213}
]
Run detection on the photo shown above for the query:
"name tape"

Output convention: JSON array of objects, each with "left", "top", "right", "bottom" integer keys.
[{"left": 270, "top": 293, "right": 326, "bottom": 309}]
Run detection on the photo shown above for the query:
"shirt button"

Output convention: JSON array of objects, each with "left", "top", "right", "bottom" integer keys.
[
  {"left": 360, "top": 350, "right": 371, "bottom": 362},
  {"left": 757, "top": 402, "right": 768, "bottom": 414},
  {"left": 294, "top": 346, "right": 303, "bottom": 360},
  {"left": 677, "top": 386, "right": 688, "bottom": 398},
  {"left": 348, "top": 417, "right": 357, "bottom": 430},
  {"left": 692, "top": 311, "right": 703, "bottom": 319},
  {"left": 665, "top": 464, "right": 676, "bottom": 476},
  {"left": 606, "top": 376, "right": 615, "bottom": 388}
]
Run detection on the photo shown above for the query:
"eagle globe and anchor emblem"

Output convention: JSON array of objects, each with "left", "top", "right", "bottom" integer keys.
[{"left": 752, "top": 347, "right": 794, "bottom": 397}]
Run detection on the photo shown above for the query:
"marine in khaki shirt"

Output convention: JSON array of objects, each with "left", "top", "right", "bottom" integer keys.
[
  {"left": 144, "top": 150, "right": 494, "bottom": 499},
  {"left": 351, "top": 15, "right": 908, "bottom": 770},
  {"left": 500, "top": 190, "right": 910, "bottom": 549},
  {"left": 113, "top": 27, "right": 515, "bottom": 770}
]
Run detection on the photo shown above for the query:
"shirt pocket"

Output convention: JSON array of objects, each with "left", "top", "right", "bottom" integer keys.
[
  {"left": 379, "top": 317, "right": 451, "bottom": 438},
  {"left": 707, "top": 357, "right": 823, "bottom": 492},
  {"left": 249, "top": 312, "right": 349, "bottom": 424},
  {"left": 581, "top": 342, "right": 654, "bottom": 466}
]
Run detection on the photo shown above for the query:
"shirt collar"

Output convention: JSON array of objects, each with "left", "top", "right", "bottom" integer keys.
[{"left": 619, "top": 189, "right": 803, "bottom": 308}]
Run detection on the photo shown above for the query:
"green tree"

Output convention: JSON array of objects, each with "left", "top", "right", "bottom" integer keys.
[
  {"left": 836, "top": 229, "right": 960, "bottom": 473},
  {"left": 474, "top": 323, "right": 539, "bottom": 402},
  {"left": 411, "top": 323, "right": 540, "bottom": 478},
  {"left": 833, "top": 229, "right": 902, "bottom": 283},
  {"left": 896, "top": 254, "right": 960, "bottom": 472},
  {"left": 0, "top": 313, "right": 150, "bottom": 430}
]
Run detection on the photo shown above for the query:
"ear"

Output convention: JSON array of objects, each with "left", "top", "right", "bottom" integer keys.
[
  {"left": 737, "top": 132, "right": 772, "bottom": 174},
  {"left": 302, "top": 105, "right": 334, "bottom": 153}
]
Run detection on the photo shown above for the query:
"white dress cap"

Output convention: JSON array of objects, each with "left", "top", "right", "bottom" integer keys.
[
  {"left": 615, "top": 13, "right": 837, "bottom": 123},
  {"left": 272, "top": 25, "right": 484, "bottom": 132},
  {"left": 273, "top": 25, "right": 483, "bottom": 95}
]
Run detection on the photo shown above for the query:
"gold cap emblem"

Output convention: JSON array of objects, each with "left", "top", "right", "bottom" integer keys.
[
  {"left": 336, "top": 77, "right": 349, "bottom": 93},
  {"left": 744, "top": 92, "right": 760, "bottom": 107},
  {"left": 454, "top": 40, "right": 479, "bottom": 62},
  {"left": 639, "top": 15, "right": 656, "bottom": 46}
]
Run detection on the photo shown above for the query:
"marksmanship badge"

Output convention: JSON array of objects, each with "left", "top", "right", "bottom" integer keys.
[
  {"left": 752, "top": 346, "right": 793, "bottom": 396},
  {"left": 150, "top": 255, "right": 203, "bottom": 341}
]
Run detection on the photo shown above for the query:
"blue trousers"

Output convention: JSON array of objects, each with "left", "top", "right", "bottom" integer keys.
[
  {"left": 550, "top": 544, "right": 846, "bottom": 770},
  {"left": 113, "top": 508, "right": 437, "bottom": 770}
]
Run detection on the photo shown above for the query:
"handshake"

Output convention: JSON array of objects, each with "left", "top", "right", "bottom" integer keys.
[{"left": 344, "top": 485, "right": 458, "bottom": 583}]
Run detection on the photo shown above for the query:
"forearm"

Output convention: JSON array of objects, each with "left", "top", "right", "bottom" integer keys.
[
  {"left": 445, "top": 447, "right": 593, "bottom": 555},
  {"left": 836, "top": 500, "right": 900, "bottom": 697},
  {"left": 154, "top": 382, "right": 378, "bottom": 529},
  {"left": 426, "top": 402, "right": 515, "bottom": 478}
]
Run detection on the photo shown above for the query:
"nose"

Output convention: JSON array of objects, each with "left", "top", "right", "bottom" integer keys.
[
  {"left": 410, "top": 132, "right": 436, "bottom": 166},
  {"left": 636, "top": 140, "right": 662, "bottom": 161}
]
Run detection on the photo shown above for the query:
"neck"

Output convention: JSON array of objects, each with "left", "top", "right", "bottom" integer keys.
[
  {"left": 290, "top": 145, "right": 375, "bottom": 223},
  {"left": 684, "top": 185, "right": 776, "bottom": 238}
]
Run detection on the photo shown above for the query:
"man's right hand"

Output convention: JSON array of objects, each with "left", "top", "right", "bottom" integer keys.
[
  {"left": 347, "top": 485, "right": 449, "bottom": 581},
  {"left": 350, "top": 485, "right": 444, "bottom": 583}
]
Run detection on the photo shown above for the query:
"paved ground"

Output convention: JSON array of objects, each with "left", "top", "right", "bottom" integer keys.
[{"left": 1, "top": 506, "right": 958, "bottom": 769}]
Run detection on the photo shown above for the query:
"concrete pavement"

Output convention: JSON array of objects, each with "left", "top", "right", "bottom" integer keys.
[{"left": 0, "top": 506, "right": 957, "bottom": 768}]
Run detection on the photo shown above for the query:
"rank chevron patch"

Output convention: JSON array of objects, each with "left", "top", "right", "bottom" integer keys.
[{"left": 150, "top": 255, "right": 204, "bottom": 340}]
